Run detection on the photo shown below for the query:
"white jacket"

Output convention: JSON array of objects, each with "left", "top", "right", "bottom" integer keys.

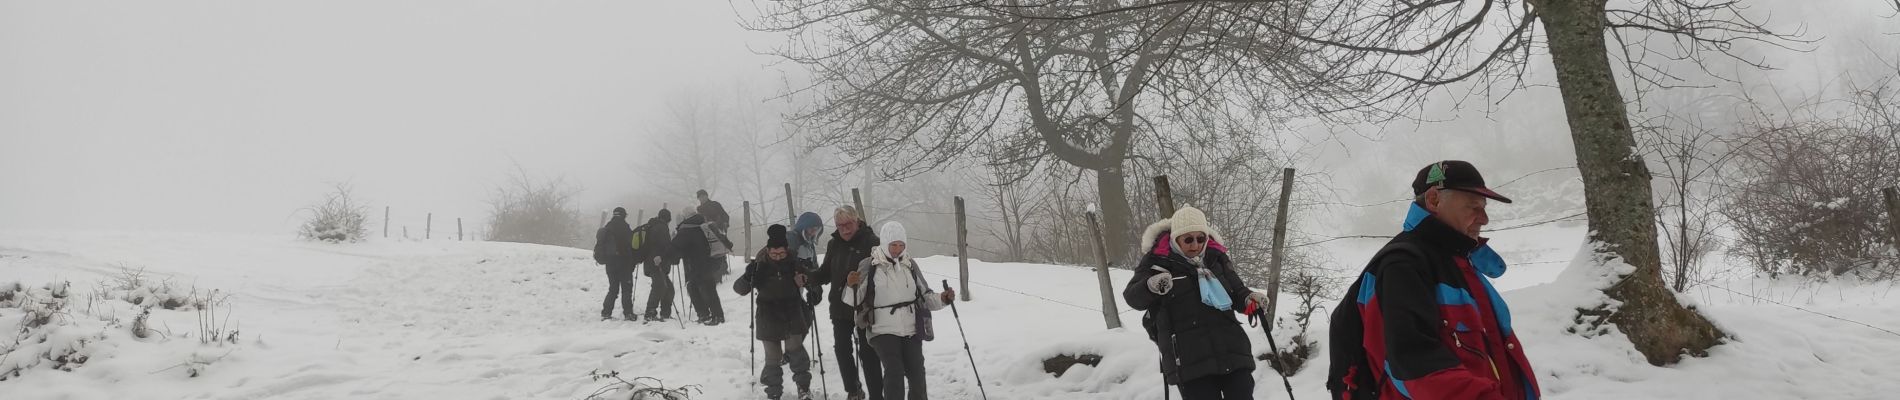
[{"left": 842, "top": 249, "right": 947, "bottom": 338}]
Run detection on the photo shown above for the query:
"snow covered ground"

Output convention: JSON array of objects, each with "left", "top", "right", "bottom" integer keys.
[{"left": 3, "top": 229, "right": 1898, "bottom": 399}]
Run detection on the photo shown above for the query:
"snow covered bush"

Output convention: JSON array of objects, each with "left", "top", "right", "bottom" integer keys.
[
  {"left": 582, "top": 370, "right": 701, "bottom": 400},
  {"left": 0, "top": 281, "right": 101, "bottom": 380},
  {"left": 1724, "top": 92, "right": 1900, "bottom": 279},
  {"left": 486, "top": 167, "right": 586, "bottom": 247},
  {"left": 97, "top": 266, "right": 200, "bottom": 311},
  {"left": 298, "top": 182, "right": 371, "bottom": 243}
]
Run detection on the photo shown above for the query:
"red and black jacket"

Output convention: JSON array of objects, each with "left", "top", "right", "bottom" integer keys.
[{"left": 1328, "top": 209, "right": 1540, "bottom": 400}]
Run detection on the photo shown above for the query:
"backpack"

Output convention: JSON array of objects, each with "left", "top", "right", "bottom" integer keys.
[
  {"left": 629, "top": 222, "right": 649, "bottom": 259},
  {"left": 1326, "top": 242, "right": 1424, "bottom": 400},
  {"left": 852, "top": 259, "right": 935, "bottom": 341},
  {"left": 592, "top": 227, "right": 615, "bottom": 265}
]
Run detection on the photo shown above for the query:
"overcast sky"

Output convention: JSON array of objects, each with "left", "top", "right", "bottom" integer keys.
[
  {"left": 0, "top": 0, "right": 786, "bottom": 234},
  {"left": 2, "top": 1, "right": 1893, "bottom": 237}
]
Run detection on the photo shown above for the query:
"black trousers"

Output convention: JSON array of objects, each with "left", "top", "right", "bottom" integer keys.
[
  {"left": 868, "top": 334, "right": 928, "bottom": 400},
  {"left": 644, "top": 271, "right": 674, "bottom": 319},
  {"left": 686, "top": 276, "right": 724, "bottom": 321},
  {"left": 1177, "top": 370, "right": 1255, "bottom": 400},
  {"left": 831, "top": 317, "right": 884, "bottom": 398},
  {"left": 601, "top": 263, "right": 635, "bottom": 317}
]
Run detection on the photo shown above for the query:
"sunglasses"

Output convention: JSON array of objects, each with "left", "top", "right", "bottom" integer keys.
[{"left": 1178, "top": 234, "right": 1209, "bottom": 244}]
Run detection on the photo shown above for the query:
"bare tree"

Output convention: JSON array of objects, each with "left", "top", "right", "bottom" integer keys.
[
  {"left": 972, "top": 163, "right": 1043, "bottom": 262},
  {"left": 742, "top": 0, "right": 1348, "bottom": 255},
  {"left": 1116, "top": 0, "right": 1802, "bottom": 364},
  {"left": 646, "top": 91, "right": 727, "bottom": 199}
]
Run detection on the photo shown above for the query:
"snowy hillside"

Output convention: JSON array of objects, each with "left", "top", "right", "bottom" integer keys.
[{"left": 3, "top": 230, "right": 1898, "bottom": 399}]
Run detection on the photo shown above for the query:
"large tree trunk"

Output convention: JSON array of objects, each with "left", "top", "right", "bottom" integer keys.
[
  {"left": 1096, "top": 164, "right": 1136, "bottom": 261},
  {"left": 1534, "top": 0, "right": 1725, "bottom": 366}
]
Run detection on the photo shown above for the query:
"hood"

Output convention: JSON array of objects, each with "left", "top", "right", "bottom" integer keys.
[{"left": 1139, "top": 218, "right": 1228, "bottom": 258}]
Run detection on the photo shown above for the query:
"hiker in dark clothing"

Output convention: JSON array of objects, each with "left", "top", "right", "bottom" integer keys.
[
  {"left": 596, "top": 207, "right": 638, "bottom": 321},
  {"left": 675, "top": 212, "right": 731, "bottom": 325},
  {"left": 697, "top": 189, "right": 732, "bottom": 235},
  {"left": 736, "top": 225, "right": 822, "bottom": 400},
  {"left": 808, "top": 206, "right": 883, "bottom": 400},
  {"left": 642, "top": 209, "right": 677, "bottom": 321},
  {"left": 1124, "top": 206, "right": 1274, "bottom": 400}
]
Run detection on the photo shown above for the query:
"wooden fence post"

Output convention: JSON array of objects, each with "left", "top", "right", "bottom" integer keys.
[
  {"left": 854, "top": 187, "right": 869, "bottom": 224},
  {"left": 956, "top": 196, "right": 971, "bottom": 301},
  {"left": 744, "top": 201, "right": 754, "bottom": 263},
  {"left": 1088, "top": 210, "right": 1122, "bottom": 329},
  {"left": 1153, "top": 176, "right": 1176, "bottom": 216},
  {"left": 426, "top": 213, "right": 432, "bottom": 240}
]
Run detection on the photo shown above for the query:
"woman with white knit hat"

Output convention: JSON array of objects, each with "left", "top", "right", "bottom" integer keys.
[
  {"left": 842, "top": 221, "right": 956, "bottom": 400},
  {"left": 1123, "top": 206, "right": 1271, "bottom": 399}
]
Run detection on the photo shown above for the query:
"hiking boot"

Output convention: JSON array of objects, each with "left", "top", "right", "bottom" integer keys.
[
  {"left": 846, "top": 391, "right": 865, "bottom": 400},
  {"left": 797, "top": 390, "right": 812, "bottom": 400},
  {"left": 622, "top": 313, "right": 638, "bottom": 322}
]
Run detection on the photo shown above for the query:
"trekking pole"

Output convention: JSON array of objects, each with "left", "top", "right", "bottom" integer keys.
[
  {"left": 1246, "top": 303, "right": 1297, "bottom": 400},
  {"left": 673, "top": 266, "right": 686, "bottom": 329},
  {"left": 678, "top": 263, "right": 694, "bottom": 325},
  {"left": 631, "top": 263, "right": 641, "bottom": 320},
  {"left": 750, "top": 292, "right": 758, "bottom": 394},
  {"left": 940, "top": 280, "right": 989, "bottom": 400},
  {"left": 804, "top": 300, "right": 830, "bottom": 400}
]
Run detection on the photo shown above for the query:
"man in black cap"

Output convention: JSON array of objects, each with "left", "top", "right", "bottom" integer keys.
[
  {"left": 1325, "top": 160, "right": 1541, "bottom": 400},
  {"left": 597, "top": 207, "right": 638, "bottom": 321}
]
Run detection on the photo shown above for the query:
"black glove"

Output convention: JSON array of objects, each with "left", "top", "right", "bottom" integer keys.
[{"left": 805, "top": 290, "right": 822, "bottom": 307}]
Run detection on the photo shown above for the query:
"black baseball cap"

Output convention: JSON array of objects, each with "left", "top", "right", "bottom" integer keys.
[{"left": 1412, "top": 160, "right": 1513, "bottom": 203}]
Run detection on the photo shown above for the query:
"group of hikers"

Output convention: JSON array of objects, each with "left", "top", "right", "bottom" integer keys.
[
  {"left": 595, "top": 190, "right": 952, "bottom": 400},
  {"left": 593, "top": 160, "right": 1540, "bottom": 400}
]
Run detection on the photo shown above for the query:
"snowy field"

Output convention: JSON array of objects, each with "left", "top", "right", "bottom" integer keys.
[{"left": 3, "top": 228, "right": 1899, "bottom": 399}]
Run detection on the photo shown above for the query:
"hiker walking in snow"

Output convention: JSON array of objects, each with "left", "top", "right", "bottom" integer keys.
[
  {"left": 1123, "top": 206, "right": 1273, "bottom": 400},
  {"left": 1325, "top": 161, "right": 1540, "bottom": 400},
  {"left": 810, "top": 206, "right": 885, "bottom": 400},
  {"left": 697, "top": 189, "right": 732, "bottom": 235},
  {"left": 595, "top": 207, "right": 639, "bottom": 321},
  {"left": 843, "top": 221, "right": 955, "bottom": 400},
  {"left": 642, "top": 209, "right": 678, "bottom": 321},
  {"left": 736, "top": 225, "right": 823, "bottom": 400},
  {"left": 674, "top": 211, "right": 731, "bottom": 325}
]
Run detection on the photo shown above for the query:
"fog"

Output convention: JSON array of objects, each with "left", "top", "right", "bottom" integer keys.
[
  {"left": 0, "top": 1, "right": 782, "bottom": 234},
  {"left": 2, "top": 0, "right": 1894, "bottom": 244}
]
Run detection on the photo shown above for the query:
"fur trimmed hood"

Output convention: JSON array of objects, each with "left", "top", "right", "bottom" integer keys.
[{"left": 1138, "top": 218, "right": 1228, "bottom": 257}]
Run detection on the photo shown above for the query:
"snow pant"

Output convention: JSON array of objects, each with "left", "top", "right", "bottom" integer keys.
[
  {"left": 832, "top": 317, "right": 884, "bottom": 399},
  {"left": 601, "top": 263, "right": 635, "bottom": 318},
  {"left": 868, "top": 334, "right": 928, "bottom": 400},
  {"left": 1178, "top": 370, "right": 1255, "bottom": 400},
  {"left": 644, "top": 272, "right": 674, "bottom": 319},
  {"left": 687, "top": 276, "right": 724, "bottom": 322},
  {"left": 761, "top": 333, "right": 812, "bottom": 399}
]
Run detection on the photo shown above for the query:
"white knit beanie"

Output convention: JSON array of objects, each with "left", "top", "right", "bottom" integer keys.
[{"left": 1171, "top": 206, "right": 1214, "bottom": 242}]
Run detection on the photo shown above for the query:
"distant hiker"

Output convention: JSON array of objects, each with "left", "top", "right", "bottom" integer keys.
[
  {"left": 1326, "top": 161, "right": 1540, "bottom": 400},
  {"left": 810, "top": 206, "right": 884, "bottom": 400},
  {"left": 843, "top": 221, "right": 955, "bottom": 400},
  {"left": 697, "top": 189, "right": 732, "bottom": 235},
  {"left": 1123, "top": 206, "right": 1273, "bottom": 400},
  {"left": 594, "top": 207, "right": 638, "bottom": 321},
  {"left": 642, "top": 209, "right": 677, "bottom": 321},
  {"left": 735, "top": 225, "right": 822, "bottom": 400},
  {"left": 674, "top": 211, "right": 732, "bottom": 325}
]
